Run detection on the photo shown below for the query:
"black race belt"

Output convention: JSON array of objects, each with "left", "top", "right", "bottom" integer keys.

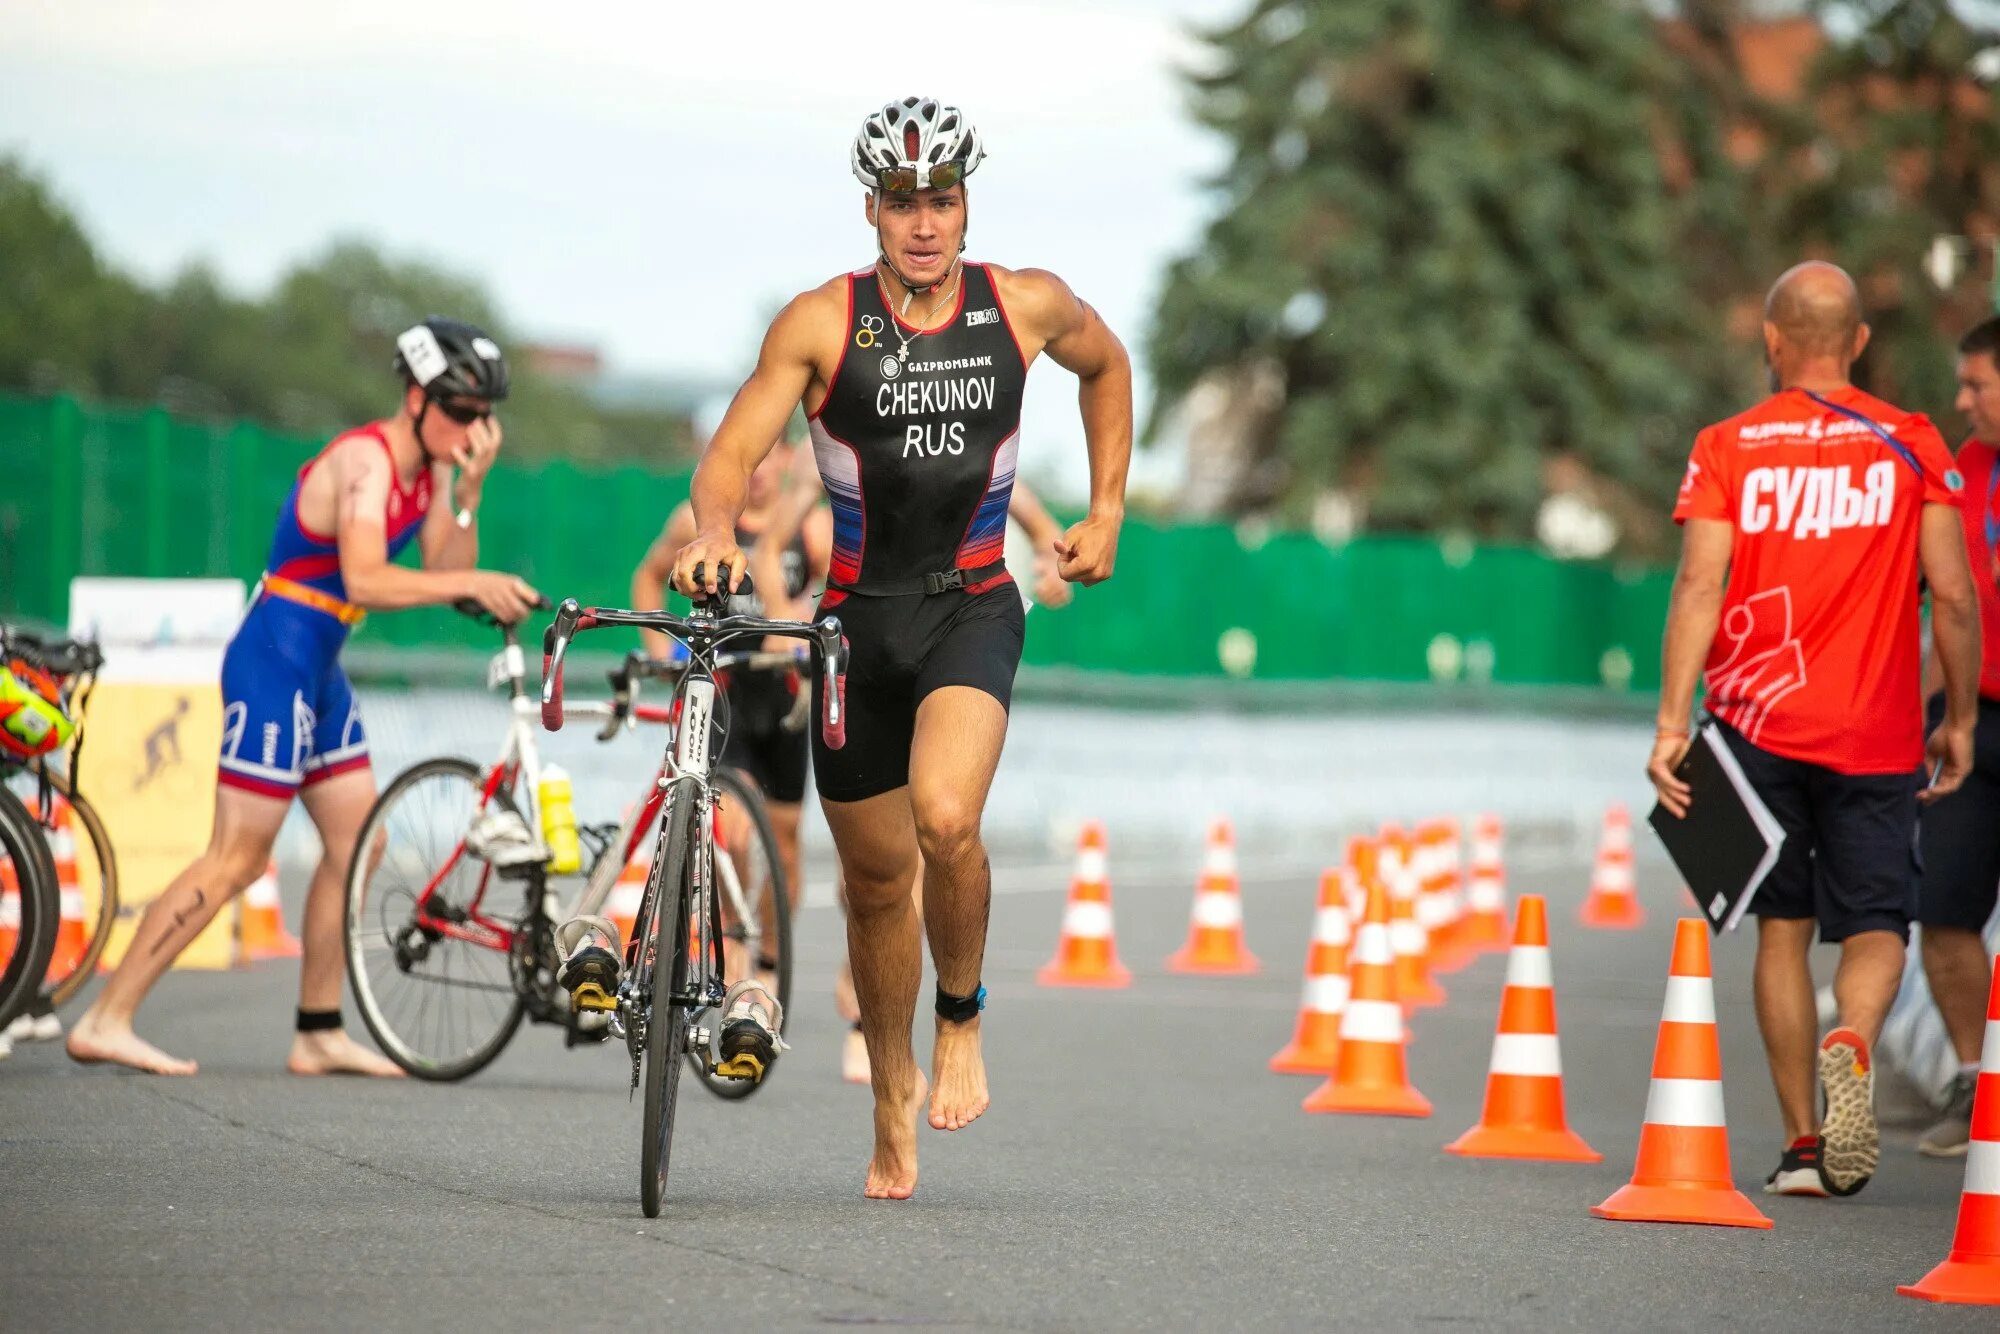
[{"left": 829, "top": 562, "right": 1008, "bottom": 598}]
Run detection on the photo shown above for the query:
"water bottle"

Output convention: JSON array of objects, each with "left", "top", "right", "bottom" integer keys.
[{"left": 538, "top": 763, "right": 582, "bottom": 875}]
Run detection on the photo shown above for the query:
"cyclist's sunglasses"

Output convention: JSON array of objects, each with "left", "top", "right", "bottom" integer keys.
[
  {"left": 433, "top": 398, "right": 493, "bottom": 425},
  {"left": 876, "top": 161, "right": 965, "bottom": 195}
]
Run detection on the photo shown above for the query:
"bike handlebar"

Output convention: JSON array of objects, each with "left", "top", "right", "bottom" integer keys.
[
  {"left": 451, "top": 593, "right": 552, "bottom": 631},
  {"left": 1, "top": 629, "right": 104, "bottom": 680},
  {"left": 541, "top": 596, "right": 847, "bottom": 749}
]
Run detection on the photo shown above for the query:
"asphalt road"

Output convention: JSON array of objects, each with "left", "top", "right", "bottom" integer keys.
[{"left": 1, "top": 855, "right": 1990, "bottom": 1332}]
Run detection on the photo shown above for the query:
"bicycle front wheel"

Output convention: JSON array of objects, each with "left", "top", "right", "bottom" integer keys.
[
  {"left": 345, "top": 757, "right": 529, "bottom": 1080},
  {"left": 641, "top": 777, "right": 698, "bottom": 1218},
  {"left": 0, "top": 785, "right": 59, "bottom": 1034},
  {"left": 688, "top": 765, "right": 791, "bottom": 1101}
]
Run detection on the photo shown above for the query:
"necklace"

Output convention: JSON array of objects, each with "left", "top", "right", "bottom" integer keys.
[{"left": 883, "top": 261, "right": 963, "bottom": 365}]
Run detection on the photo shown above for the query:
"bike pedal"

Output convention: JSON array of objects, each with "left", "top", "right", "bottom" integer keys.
[
  {"left": 569, "top": 982, "right": 617, "bottom": 1013},
  {"left": 711, "top": 1052, "right": 767, "bottom": 1083}
]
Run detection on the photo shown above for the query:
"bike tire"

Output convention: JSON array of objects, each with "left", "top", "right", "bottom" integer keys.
[
  {"left": 641, "top": 777, "right": 698, "bottom": 1218},
  {"left": 688, "top": 765, "right": 792, "bottom": 1101},
  {"left": 345, "top": 757, "right": 529, "bottom": 1081},
  {"left": 32, "top": 774, "right": 119, "bottom": 1011},
  {"left": 0, "top": 784, "right": 60, "bottom": 1034}
]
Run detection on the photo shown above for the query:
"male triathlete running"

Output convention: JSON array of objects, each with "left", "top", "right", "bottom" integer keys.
[
  {"left": 572, "top": 97, "right": 1131, "bottom": 1198},
  {"left": 745, "top": 453, "right": 1073, "bottom": 1085},
  {"left": 68, "top": 318, "right": 540, "bottom": 1076}
]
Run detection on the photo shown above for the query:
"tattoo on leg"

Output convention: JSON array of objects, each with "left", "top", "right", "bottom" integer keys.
[{"left": 152, "top": 888, "right": 208, "bottom": 955}]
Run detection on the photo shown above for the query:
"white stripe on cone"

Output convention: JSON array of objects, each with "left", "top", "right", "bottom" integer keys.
[
  {"left": 1303, "top": 975, "right": 1350, "bottom": 1013},
  {"left": 1340, "top": 998, "right": 1403, "bottom": 1043},
  {"left": 1981, "top": 1019, "right": 2000, "bottom": 1074},
  {"left": 1504, "top": 945, "right": 1553, "bottom": 989},
  {"left": 1192, "top": 891, "right": 1242, "bottom": 929},
  {"left": 1077, "top": 849, "right": 1108, "bottom": 883},
  {"left": 1643, "top": 1076, "right": 1728, "bottom": 1128},
  {"left": 1351, "top": 922, "right": 1393, "bottom": 966},
  {"left": 1389, "top": 920, "right": 1427, "bottom": 954},
  {"left": 1063, "top": 901, "right": 1114, "bottom": 939},
  {"left": 1204, "top": 843, "right": 1237, "bottom": 876},
  {"left": 1966, "top": 1138, "right": 2000, "bottom": 1196},
  {"left": 1490, "top": 1032, "right": 1563, "bottom": 1077},
  {"left": 1467, "top": 874, "right": 1504, "bottom": 911},
  {"left": 1662, "top": 975, "right": 1717, "bottom": 1024},
  {"left": 1312, "top": 907, "right": 1350, "bottom": 945}
]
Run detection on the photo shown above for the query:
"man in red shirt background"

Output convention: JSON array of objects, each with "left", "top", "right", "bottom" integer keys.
[
  {"left": 1648, "top": 261, "right": 1980, "bottom": 1199},
  {"left": 1913, "top": 315, "right": 2000, "bottom": 1156}
]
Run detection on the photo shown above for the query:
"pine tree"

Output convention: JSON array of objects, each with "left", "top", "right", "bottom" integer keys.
[{"left": 1149, "top": 0, "right": 1746, "bottom": 552}]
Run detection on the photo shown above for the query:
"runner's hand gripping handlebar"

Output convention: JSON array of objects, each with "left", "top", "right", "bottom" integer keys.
[{"left": 539, "top": 564, "right": 847, "bottom": 748}]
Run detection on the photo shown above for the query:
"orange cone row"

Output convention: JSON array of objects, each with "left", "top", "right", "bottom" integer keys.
[
  {"left": 1166, "top": 819, "right": 1259, "bottom": 975},
  {"left": 1269, "top": 866, "right": 1352, "bottom": 1075},
  {"left": 1303, "top": 869, "right": 1430, "bottom": 1117},
  {"left": 1580, "top": 803, "right": 1644, "bottom": 929},
  {"left": 1039, "top": 821, "right": 1130, "bottom": 988}
]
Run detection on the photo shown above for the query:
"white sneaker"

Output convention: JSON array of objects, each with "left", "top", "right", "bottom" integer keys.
[{"left": 464, "top": 809, "right": 546, "bottom": 868}]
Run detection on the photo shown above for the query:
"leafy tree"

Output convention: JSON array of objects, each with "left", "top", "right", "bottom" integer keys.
[
  {"left": 1150, "top": 0, "right": 1739, "bottom": 553},
  {"left": 1766, "top": 0, "right": 2000, "bottom": 411},
  {"left": 0, "top": 157, "right": 693, "bottom": 464}
]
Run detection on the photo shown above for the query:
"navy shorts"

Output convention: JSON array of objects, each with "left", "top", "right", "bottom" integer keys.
[
  {"left": 216, "top": 594, "right": 370, "bottom": 799},
  {"left": 810, "top": 580, "right": 1025, "bottom": 804},
  {"left": 1714, "top": 719, "right": 1921, "bottom": 942},
  {"left": 1917, "top": 693, "right": 2000, "bottom": 933}
]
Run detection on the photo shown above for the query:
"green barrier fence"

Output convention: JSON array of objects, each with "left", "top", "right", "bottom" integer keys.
[{"left": 0, "top": 391, "right": 1671, "bottom": 692}]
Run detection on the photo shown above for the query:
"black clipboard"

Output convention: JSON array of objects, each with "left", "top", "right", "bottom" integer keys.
[{"left": 1647, "top": 723, "right": 1786, "bottom": 934}]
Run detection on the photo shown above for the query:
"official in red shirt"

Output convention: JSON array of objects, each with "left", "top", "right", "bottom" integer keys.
[
  {"left": 1913, "top": 315, "right": 2000, "bottom": 1156},
  {"left": 1649, "top": 262, "right": 1981, "bottom": 1200}
]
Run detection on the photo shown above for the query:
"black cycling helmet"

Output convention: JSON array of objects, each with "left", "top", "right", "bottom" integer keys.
[{"left": 393, "top": 316, "right": 510, "bottom": 402}]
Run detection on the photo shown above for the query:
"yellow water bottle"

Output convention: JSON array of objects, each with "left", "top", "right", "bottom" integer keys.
[{"left": 538, "top": 763, "right": 582, "bottom": 875}]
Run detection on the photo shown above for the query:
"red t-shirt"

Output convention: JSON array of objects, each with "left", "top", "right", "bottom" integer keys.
[
  {"left": 1673, "top": 386, "right": 1962, "bottom": 773},
  {"left": 1949, "top": 438, "right": 2000, "bottom": 701}
]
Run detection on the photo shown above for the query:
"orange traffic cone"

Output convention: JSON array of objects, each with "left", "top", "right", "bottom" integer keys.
[
  {"left": 1445, "top": 894, "right": 1599, "bottom": 1162},
  {"left": 1166, "top": 819, "right": 1259, "bottom": 975},
  {"left": 238, "top": 862, "right": 303, "bottom": 962},
  {"left": 1270, "top": 868, "right": 1353, "bottom": 1075},
  {"left": 1579, "top": 804, "right": 1644, "bottom": 929},
  {"left": 1459, "top": 814, "right": 1509, "bottom": 952},
  {"left": 1420, "top": 818, "right": 1475, "bottom": 975},
  {"left": 1900, "top": 955, "right": 2000, "bottom": 1304},
  {"left": 0, "top": 828, "right": 22, "bottom": 965},
  {"left": 1593, "top": 919, "right": 1770, "bottom": 1228},
  {"left": 1038, "top": 821, "right": 1131, "bottom": 988},
  {"left": 41, "top": 796, "right": 86, "bottom": 980},
  {"left": 1384, "top": 825, "right": 1444, "bottom": 1009},
  {"left": 1303, "top": 871, "right": 1431, "bottom": 1117},
  {"left": 608, "top": 850, "right": 647, "bottom": 950}
]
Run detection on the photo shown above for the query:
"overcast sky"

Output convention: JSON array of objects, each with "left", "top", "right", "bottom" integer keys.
[{"left": 3, "top": 0, "right": 1246, "bottom": 498}]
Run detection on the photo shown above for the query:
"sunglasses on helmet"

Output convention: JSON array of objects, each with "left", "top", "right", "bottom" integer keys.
[
  {"left": 876, "top": 161, "right": 965, "bottom": 195},
  {"left": 433, "top": 398, "right": 493, "bottom": 425}
]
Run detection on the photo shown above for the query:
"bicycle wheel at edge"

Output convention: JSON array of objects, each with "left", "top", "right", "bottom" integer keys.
[
  {"left": 0, "top": 784, "right": 60, "bottom": 1034},
  {"left": 641, "top": 777, "right": 698, "bottom": 1218},
  {"left": 25, "top": 773, "right": 119, "bottom": 1011},
  {"left": 345, "top": 757, "right": 529, "bottom": 1081},
  {"left": 688, "top": 765, "right": 792, "bottom": 1101}
]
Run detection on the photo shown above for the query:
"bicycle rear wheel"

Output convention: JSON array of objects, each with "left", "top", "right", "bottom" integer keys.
[
  {"left": 689, "top": 765, "right": 791, "bottom": 1101},
  {"left": 641, "top": 778, "right": 698, "bottom": 1218},
  {"left": 0, "top": 768, "right": 119, "bottom": 1012},
  {"left": 0, "top": 785, "right": 59, "bottom": 1035},
  {"left": 345, "top": 757, "right": 529, "bottom": 1080}
]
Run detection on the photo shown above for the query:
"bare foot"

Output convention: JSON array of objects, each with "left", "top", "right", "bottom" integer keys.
[
  {"left": 864, "top": 1069, "right": 927, "bottom": 1200},
  {"left": 66, "top": 1012, "right": 198, "bottom": 1075},
  {"left": 842, "top": 1027, "right": 871, "bottom": 1086},
  {"left": 286, "top": 1029, "right": 405, "bottom": 1077},
  {"left": 928, "top": 1016, "right": 989, "bottom": 1131}
]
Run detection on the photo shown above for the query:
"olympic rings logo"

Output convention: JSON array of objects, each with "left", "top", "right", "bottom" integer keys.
[{"left": 855, "top": 315, "right": 885, "bottom": 349}]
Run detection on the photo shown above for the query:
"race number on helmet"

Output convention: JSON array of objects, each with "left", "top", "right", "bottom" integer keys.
[
  {"left": 393, "top": 317, "right": 511, "bottom": 402},
  {"left": 851, "top": 97, "right": 985, "bottom": 193}
]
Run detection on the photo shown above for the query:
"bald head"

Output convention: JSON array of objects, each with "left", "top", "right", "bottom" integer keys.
[{"left": 1764, "top": 261, "right": 1864, "bottom": 359}]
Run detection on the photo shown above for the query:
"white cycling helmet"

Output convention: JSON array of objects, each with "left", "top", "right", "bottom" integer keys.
[{"left": 851, "top": 97, "right": 985, "bottom": 193}]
